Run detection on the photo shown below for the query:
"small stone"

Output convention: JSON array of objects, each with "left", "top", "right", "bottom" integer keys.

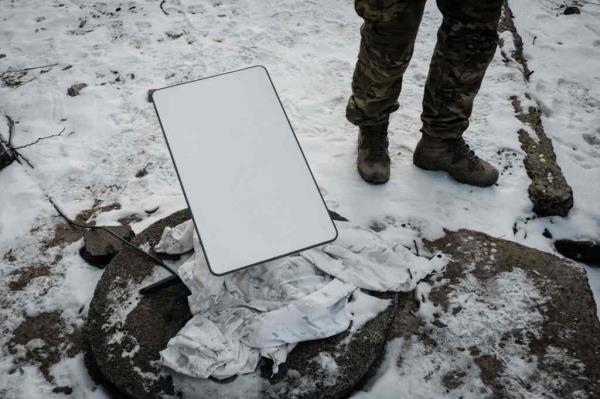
[
  {"left": 563, "top": 6, "right": 580, "bottom": 15},
  {"left": 442, "top": 370, "right": 467, "bottom": 390},
  {"left": 328, "top": 209, "right": 348, "bottom": 222},
  {"left": 166, "top": 31, "right": 184, "bottom": 40},
  {"left": 145, "top": 206, "right": 159, "bottom": 215},
  {"left": 80, "top": 225, "right": 135, "bottom": 267},
  {"left": 432, "top": 319, "right": 447, "bottom": 328},
  {"left": 52, "top": 386, "right": 73, "bottom": 395},
  {"left": 0, "top": 53, "right": 6, "bottom": 59},
  {"left": 67, "top": 83, "right": 88, "bottom": 97},
  {"left": 542, "top": 228, "right": 553, "bottom": 239}
]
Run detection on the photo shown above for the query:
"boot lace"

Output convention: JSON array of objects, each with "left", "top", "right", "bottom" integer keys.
[
  {"left": 363, "top": 133, "right": 389, "bottom": 158},
  {"left": 450, "top": 139, "right": 479, "bottom": 169}
]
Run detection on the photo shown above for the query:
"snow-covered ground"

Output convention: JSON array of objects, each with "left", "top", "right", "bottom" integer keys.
[
  {"left": 0, "top": 0, "right": 598, "bottom": 397},
  {"left": 508, "top": 0, "right": 600, "bottom": 320}
]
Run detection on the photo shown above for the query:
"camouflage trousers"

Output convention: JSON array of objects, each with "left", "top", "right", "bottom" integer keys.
[{"left": 347, "top": 0, "right": 503, "bottom": 138}]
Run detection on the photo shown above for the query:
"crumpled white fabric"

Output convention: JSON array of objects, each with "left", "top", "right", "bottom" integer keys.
[
  {"left": 302, "top": 223, "right": 447, "bottom": 292},
  {"left": 157, "top": 219, "right": 446, "bottom": 380},
  {"left": 153, "top": 219, "right": 195, "bottom": 254}
]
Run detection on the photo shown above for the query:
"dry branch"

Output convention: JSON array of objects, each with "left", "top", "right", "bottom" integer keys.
[
  {"left": 14, "top": 127, "right": 65, "bottom": 150},
  {"left": 5, "top": 115, "right": 14, "bottom": 146},
  {"left": 9, "top": 63, "right": 58, "bottom": 73},
  {"left": 160, "top": 0, "right": 169, "bottom": 15}
]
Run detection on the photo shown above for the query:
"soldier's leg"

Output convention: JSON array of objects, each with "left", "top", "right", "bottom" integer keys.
[
  {"left": 421, "top": 0, "right": 503, "bottom": 138},
  {"left": 347, "top": 0, "right": 427, "bottom": 129},
  {"left": 413, "top": 0, "right": 502, "bottom": 187}
]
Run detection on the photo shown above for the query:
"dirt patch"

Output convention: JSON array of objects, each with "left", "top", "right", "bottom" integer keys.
[
  {"left": 8, "top": 265, "right": 51, "bottom": 291},
  {"left": 44, "top": 201, "right": 121, "bottom": 248},
  {"left": 7, "top": 311, "right": 82, "bottom": 384},
  {"left": 474, "top": 354, "right": 505, "bottom": 396},
  {"left": 117, "top": 214, "right": 143, "bottom": 225}
]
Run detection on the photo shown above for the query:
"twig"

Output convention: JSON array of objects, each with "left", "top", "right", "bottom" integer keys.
[
  {"left": 13, "top": 127, "right": 65, "bottom": 149},
  {"left": 9, "top": 63, "right": 58, "bottom": 73},
  {"left": 160, "top": 0, "right": 169, "bottom": 15},
  {"left": 5, "top": 115, "right": 14, "bottom": 146},
  {"left": 15, "top": 152, "right": 34, "bottom": 168},
  {"left": 0, "top": 115, "right": 34, "bottom": 168},
  {"left": 413, "top": 239, "right": 420, "bottom": 256},
  {"left": 6, "top": 76, "right": 37, "bottom": 91},
  {"left": 48, "top": 196, "right": 178, "bottom": 277}
]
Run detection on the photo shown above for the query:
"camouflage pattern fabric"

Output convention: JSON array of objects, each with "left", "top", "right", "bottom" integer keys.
[{"left": 347, "top": 0, "right": 503, "bottom": 138}]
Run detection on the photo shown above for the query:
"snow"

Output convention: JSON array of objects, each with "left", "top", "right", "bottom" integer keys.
[
  {"left": 347, "top": 290, "right": 391, "bottom": 332},
  {"left": 0, "top": 0, "right": 598, "bottom": 396},
  {"left": 353, "top": 268, "right": 582, "bottom": 398},
  {"left": 506, "top": 0, "right": 600, "bottom": 316}
]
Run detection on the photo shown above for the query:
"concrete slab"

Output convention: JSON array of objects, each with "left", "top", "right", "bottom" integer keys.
[
  {"left": 382, "top": 230, "right": 600, "bottom": 398},
  {"left": 85, "top": 210, "right": 397, "bottom": 399}
]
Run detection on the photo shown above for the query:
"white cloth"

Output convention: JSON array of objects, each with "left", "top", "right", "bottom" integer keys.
[
  {"left": 302, "top": 224, "right": 447, "bottom": 292},
  {"left": 158, "top": 220, "right": 447, "bottom": 380},
  {"left": 154, "top": 219, "right": 195, "bottom": 254}
]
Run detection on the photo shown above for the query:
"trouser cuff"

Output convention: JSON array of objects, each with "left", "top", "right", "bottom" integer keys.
[{"left": 360, "top": 122, "right": 389, "bottom": 135}]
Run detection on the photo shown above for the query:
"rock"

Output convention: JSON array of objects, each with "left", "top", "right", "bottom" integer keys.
[
  {"left": 67, "top": 83, "right": 87, "bottom": 97},
  {"left": 511, "top": 96, "right": 574, "bottom": 217},
  {"left": 563, "top": 6, "right": 581, "bottom": 15},
  {"left": 85, "top": 209, "right": 398, "bottom": 399},
  {"left": 166, "top": 31, "right": 184, "bottom": 40},
  {"left": 408, "top": 230, "right": 600, "bottom": 398},
  {"left": 135, "top": 167, "right": 148, "bottom": 178},
  {"left": 0, "top": 53, "right": 6, "bottom": 59},
  {"left": 145, "top": 205, "right": 159, "bottom": 214},
  {"left": 328, "top": 209, "right": 348, "bottom": 222},
  {"left": 442, "top": 370, "right": 467, "bottom": 390},
  {"left": 555, "top": 239, "right": 600, "bottom": 265},
  {"left": 80, "top": 225, "right": 135, "bottom": 267},
  {"left": 52, "top": 386, "right": 73, "bottom": 395}
]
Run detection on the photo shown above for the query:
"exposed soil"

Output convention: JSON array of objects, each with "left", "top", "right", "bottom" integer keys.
[
  {"left": 117, "top": 214, "right": 143, "bottom": 225},
  {"left": 7, "top": 311, "right": 82, "bottom": 384},
  {"left": 8, "top": 265, "right": 51, "bottom": 291},
  {"left": 44, "top": 201, "right": 121, "bottom": 248}
]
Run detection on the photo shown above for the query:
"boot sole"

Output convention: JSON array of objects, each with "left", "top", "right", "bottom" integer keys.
[
  {"left": 413, "top": 157, "right": 498, "bottom": 187},
  {"left": 357, "top": 166, "right": 389, "bottom": 185}
]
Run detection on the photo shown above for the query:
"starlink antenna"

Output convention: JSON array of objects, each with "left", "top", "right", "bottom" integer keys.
[{"left": 151, "top": 66, "right": 337, "bottom": 276}]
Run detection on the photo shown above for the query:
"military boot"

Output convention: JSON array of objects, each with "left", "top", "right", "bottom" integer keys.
[
  {"left": 413, "top": 134, "right": 499, "bottom": 187},
  {"left": 357, "top": 125, "right": 390, "bottom": 184}
]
